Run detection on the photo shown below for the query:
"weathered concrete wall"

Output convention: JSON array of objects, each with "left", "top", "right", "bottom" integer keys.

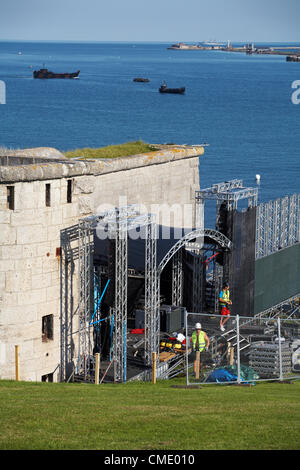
[
  {"left": 79, "top": 155, "right": 200, "bottom": 229},
  {"left": 0, "top": 146, "right": 204, "bottom": 381},
  {"left": 0, "top": 178, "right": 83, "bottom": 381}
]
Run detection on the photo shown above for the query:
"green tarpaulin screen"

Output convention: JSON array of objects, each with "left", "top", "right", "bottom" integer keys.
[{"left": 254, "top": 243, "right": 300, "bottom": 314}]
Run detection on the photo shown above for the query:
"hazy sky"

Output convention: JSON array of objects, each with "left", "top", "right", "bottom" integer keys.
[{"left": 0, "top": 0, "right": 299, "bottom": 42}]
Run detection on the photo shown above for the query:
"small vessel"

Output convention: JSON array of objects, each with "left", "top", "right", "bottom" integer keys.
[
  {"left": 133, "top": 77, "right": 150, "bottom": 82},
  {"left": 159, "top": 81, "right": 185, "bottom": 94},
  {"left": 33, "top": 67, "right": 80, "bottom": 79},
  {"left": 287, "top": 55, "right": 300, "bottom": 62}
]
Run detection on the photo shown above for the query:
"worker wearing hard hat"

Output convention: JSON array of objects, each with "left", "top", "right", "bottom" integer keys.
[{"left": 191, "top": 322, "right": 210, "bottom": 375}]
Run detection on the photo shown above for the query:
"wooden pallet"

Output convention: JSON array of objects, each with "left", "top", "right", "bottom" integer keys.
[{"left": 159, "top": 352, "right": 176, "bottom": 362}]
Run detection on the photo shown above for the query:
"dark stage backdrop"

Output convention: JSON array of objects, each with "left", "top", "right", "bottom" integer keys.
[
  {"left": 217, "top": 206, "right": 257, "bottom": 316},
  {"left": 93, "top": 225, "right": 195, "bottom": 313}
]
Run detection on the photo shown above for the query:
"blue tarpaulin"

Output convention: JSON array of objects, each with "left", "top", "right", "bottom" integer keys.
[
  {"left": 206, "top": 365, "right": 259, "bottom": 384},
  {"left": 206, "top": 368, "right": 238, "bottom": 383}
]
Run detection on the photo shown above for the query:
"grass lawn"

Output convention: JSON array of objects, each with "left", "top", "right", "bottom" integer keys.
[
  {"left": 0, "top": 378, "right": 299, "bottom": 450},
  {"left": 64, "top": 141, "right": 158, "bottom": 160}
]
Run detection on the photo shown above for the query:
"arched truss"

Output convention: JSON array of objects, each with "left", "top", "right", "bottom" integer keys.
[{"left": 157, "top": 228, "right": 232, "bottom": 276}]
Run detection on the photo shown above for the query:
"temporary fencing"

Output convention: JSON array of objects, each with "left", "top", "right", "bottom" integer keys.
[{"left": 185, "top": 312, "right": 300, "bottom": 385}]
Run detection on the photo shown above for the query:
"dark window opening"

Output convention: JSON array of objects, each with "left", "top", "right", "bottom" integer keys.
[
  {"left": 7, "top": 186, "right": 15, "bottom": 210},
  {"left": 45, "top": 183, "right": 51, "bottom": 207},
  {"left": 67, "top": 179, "right": 72, "bottom": 203},
  {"left": 42, "top": 314, "right": 53, "bottom": 342},
  {"left": 42, "top": 373, "right": 53, "bottom": 382}
]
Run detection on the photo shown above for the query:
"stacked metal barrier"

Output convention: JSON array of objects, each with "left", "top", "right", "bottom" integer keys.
[
  {"left": 249, "top": 342, "right": 292, "bottom": 378},
  {"left": 186, "top": 312, "right": 300, "bottom": 385}
]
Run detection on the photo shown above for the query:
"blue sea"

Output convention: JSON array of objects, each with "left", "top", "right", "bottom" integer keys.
[{"left": 0, "top": 41, "right": 299, "bottom": 207}]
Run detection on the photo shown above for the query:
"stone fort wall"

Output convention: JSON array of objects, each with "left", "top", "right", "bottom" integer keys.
[{"left": 0, "top": 146, "right": 204, "bottom": 381}]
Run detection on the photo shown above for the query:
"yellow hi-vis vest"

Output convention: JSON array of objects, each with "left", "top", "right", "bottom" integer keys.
[
  {"left": 220, "top": 289, "right": 230, "bottom": 306},
  {"left": 192, "top": 330, "right": 206, "bottom": 352}
]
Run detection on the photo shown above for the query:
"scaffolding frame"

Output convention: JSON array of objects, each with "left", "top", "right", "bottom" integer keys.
[
  {"left": 144, "top": 220, "right": 159, "bottom": 367},
  {"left": 254, "top": 292, "right": 300, "bottom": 321},
  {"left": 157, "top": 228, "right": 232, "bottom": 275},
  {"left": 194, "top": 179, "right": 258, "bottom": 315},
  {"left": 196, "top": 179, "right": 258, "bottom": 212},
  {"left": 172, "top": 249, "right": 183, "bottom": 307},
  {"left": 255, "top": 194, "right": 300, "bottom": 259},
  {"left": 78, "top": 219, "right": 94, "bottom": 380},
  {"left": 158, "top": 228, "right": 232, "bottom": 315},
  {"left": 77, "top": 205, "right": 159, "bottom": 382},
  {"left": 60, "top": 225, "right": 79, "bottom": 382},
  {"left": 191, "top": 251, "right": 206, "bottom": 312},
  {"left": 61, "top": 211, "right": 231, "bottom": 383}
]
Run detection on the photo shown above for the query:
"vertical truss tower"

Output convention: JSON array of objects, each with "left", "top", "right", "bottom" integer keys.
[{"left": 76, "top": 205, "right": 159, "bottom": 383}]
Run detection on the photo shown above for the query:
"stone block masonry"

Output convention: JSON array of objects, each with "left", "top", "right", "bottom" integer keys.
[{"left": 0, "top": 145, "right": 205, "bottom": 381}]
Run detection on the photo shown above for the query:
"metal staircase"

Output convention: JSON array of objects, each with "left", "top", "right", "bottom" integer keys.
[
  {"left": 209, "top": 325, "right": 251, "bottom": 365},
  {"left": 221, "top": 328, "right": 251, "bottom": 353}
]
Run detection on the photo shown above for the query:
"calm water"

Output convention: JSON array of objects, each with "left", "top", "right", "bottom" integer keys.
[{"left": 0, "top": 41, "right": 299, "bottom": 207}]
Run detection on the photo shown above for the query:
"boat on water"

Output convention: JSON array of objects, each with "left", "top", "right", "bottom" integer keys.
[
  {"left": 287, "top": 55, "right": 300, "bottom": 62},
  {"left": 33, "top": 68, "right": 80, "bottom": 79},
  {"left": 133, "top": 77, "right": 150, "bottom": 82},
  {"left": 159, "top": 82, "right": 185, "bottom": 94}
]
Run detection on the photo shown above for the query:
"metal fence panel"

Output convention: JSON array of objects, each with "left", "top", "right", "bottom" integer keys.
[
  {"left": 280, "top": 317, "right": 300, "bottom": 379},
  {"left": 186, "top": 312, "right": 300, "bottom": 385}
]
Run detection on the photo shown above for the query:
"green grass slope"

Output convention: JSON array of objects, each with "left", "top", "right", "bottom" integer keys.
[
  {"left": 64, "top": 141, "right": 158, "bottom": 160},
  {"left": 0, "top": 379, "right": 299, "bottom": 450}
]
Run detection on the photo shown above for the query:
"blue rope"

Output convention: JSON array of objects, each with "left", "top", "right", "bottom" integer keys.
[
  {"left": 90, "top": 279, "right": 110, "bottom": 325},
  {"left": 110, "top": 315, "right": 114, "bottom": 361},
  {"left": 90, "top": 316, "right": 109, "bottom": 326}
]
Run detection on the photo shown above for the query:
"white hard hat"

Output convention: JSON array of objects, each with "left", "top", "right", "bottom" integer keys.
[
  {"left": 195, "top": 322, "right": 202, "bottom": 329},
  {"left": 176, "top": 333, "right": 185, "bottom": 343}
]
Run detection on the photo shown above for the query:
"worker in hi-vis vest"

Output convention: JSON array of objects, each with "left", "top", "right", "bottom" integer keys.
[
  {"left": 219, "top": 282, "right": 232, "bottom": 332},
  {"left": 191, "top": 322, "right": 210, "bottom": 375}
]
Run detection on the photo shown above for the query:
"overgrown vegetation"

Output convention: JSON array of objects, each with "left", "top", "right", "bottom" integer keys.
[
  {"left": 64, "top": 141, "right": 158, "bottom": 160},
  {"left": 0, "top": 378, "right": 299, "bottom": 450}
]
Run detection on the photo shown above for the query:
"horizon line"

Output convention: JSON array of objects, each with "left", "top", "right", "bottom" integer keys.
[{"left": 0, "top": 39, "right": 299, "bottom": 44}]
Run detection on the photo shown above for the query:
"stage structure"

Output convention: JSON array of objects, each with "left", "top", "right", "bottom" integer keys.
[
  {"left": 80, "top": 206, "right": 159, "bottom": 383},
  {"left": 195, "top": 179, "right": 258, "bottom": 217},
  {"left": 159, "top": 228, "right": 232, "bottom": 312},
  {"left": 60, "top": 204, "right": 233, "bottom": 383},
  {"left": 60, "top": 183, "right": 300, "bottom": 384},
  {"left": 195, "top": 180, "right": 259, "bottom": 316},
  {"left": 60, "top": 205, "right": 159, "bottom": 383},
  {"left": 195, "top": 181, "right": 300, "bottom": 318}
]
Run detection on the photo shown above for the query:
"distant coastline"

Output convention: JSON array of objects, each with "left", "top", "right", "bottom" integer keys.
[
  {"left": 167, "top": 41, "right": 300, "bottom": 57},
  {"left": 1, "top": 39, "right": 300, "bottom": 45}
]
